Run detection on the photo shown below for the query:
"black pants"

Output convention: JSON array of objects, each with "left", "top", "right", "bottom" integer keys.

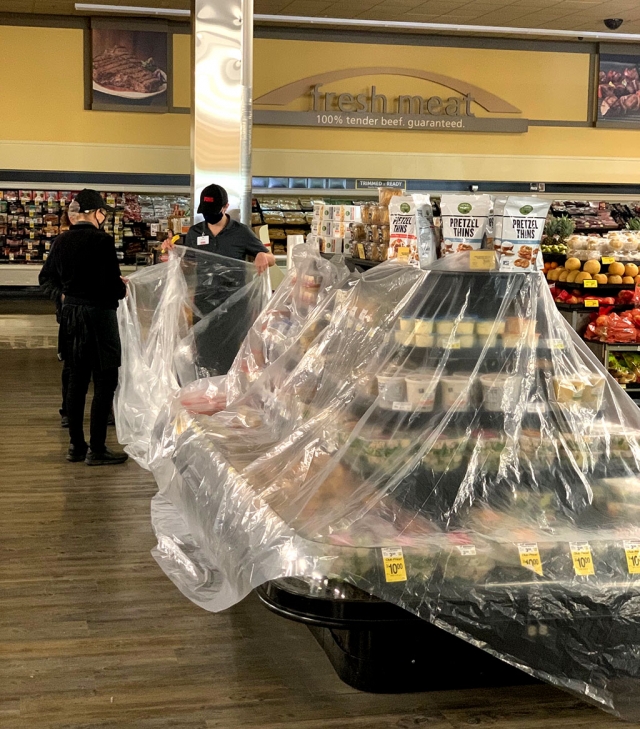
[
  {"left": 60, "top": 360, "right": 70, "bottom": 417},
  {"left": 67, "top": 364, "right": 118, "bottom": 452}
]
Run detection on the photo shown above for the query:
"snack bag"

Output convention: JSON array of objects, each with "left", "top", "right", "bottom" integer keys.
[
  {"left": 485, "top": 197, "right": 495, "bottom": 249},
  {"left": 498, "top": 197, "right": 550, "bottom": 272},
  {"left": 388, "top": 195, "right": 436, "bottom": 268},
  {"left": 440, "top": 194, "right": 492, "bottom": 255}
]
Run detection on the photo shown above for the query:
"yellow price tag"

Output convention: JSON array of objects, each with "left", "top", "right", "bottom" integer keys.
[
  {"left": 381, "top": 547, "right": 407, "bottom": 583},
  {"left": 446, "top": 340, "right": 461, "bottom": 350},
  {"left": 470, "top": 250, "right": 496, "bottom": 271},
  {"left": 518, "top": 543, "right": 543, "bottom": 576},
  {"left": 624, "top": 541, "right": 640, "bottom": 574},
  {"left": 570, "top": 542, "right": 594, "bottom": 576},
  {"left": 584, "top": 299, "right": 599, "bottom": 308},
  {"left": 397, "top": 246, "right": 411, "bottom": 262},
  {"left": 357, "top": 243, "right": 366, "bottom": 259},
  {"left": 583, "top": 279, "right": 597, "bottom": 288},
  {"left": 602, "top": 257, "right": 615, "bottom": 264}
]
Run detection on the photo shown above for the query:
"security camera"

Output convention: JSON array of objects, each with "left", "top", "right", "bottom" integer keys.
[{"left": 604, "top": 18, "right": 624, "bottom": 30}]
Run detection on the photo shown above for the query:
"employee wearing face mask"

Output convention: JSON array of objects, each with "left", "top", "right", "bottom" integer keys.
[
  {"left": 39, "top": 189, "right": 128, "bottom": 466},
  {"left": 166, "top": 184, "right": 276, "bottom": 272},
  {"left": 165, "top": 184, "right": 275, "bottom": 375}
]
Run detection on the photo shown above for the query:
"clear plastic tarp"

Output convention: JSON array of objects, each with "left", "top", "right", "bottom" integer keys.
[
  {"left": 139, "top": 252, "right": 640, "bottom": 720},
  {"left": 115, "top": 246, "right": 271, "bottom": 467}
]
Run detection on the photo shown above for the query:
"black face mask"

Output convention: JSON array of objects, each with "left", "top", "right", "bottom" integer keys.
[{"left": 204, "top": 211, "right": 224, "bottom": 225}]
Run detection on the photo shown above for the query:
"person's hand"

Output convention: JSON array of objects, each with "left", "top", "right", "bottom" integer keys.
[
  {"left": 163, "top": 232, "right": 179, "bottom": 250},
  {"left": 255, "top": 252, "right": 271, "bottom": 274},
  {"left": 121, "top": 276, "right": 129, "bottom": 284}
]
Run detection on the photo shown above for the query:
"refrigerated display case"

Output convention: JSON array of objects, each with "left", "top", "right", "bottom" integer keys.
[{"left": 146, "top": 253, "right": 640, "bottom": 720}]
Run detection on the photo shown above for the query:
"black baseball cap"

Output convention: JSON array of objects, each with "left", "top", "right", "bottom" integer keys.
[
  {"left": 74, "top": 189, "right": 114, "bottom": 213},
  {"left": 197, "top": 184, "right": 228, "bottom": 216}
]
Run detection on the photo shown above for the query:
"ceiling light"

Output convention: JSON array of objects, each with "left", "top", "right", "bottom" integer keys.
[
  {"left": 254, "top": 14, "right": 640, "bottom": 42},
  {"left": 73, "top": 5, "right": 640, "bottom": 42},
  {"left": 74, "top": 4, "right": 190, "bottom": 16}
]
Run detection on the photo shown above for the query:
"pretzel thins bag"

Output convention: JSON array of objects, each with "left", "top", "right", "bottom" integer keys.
[
  {"left": 388, "top": 195, "right": 436, "bottom": 268},
  {"left": 441, "top": 194, "right": 492, "bottom": 255},
  {"left": 498, "top": 197, "right": 550, "bottom": 272}
]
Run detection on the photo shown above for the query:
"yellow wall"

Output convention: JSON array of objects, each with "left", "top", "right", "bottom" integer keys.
[
  {"left": 0, "top": 25, "right": 190, "bottom": 174},
  {"left": 252, "top": 38, "right": 640, "bottom": 184},
  {"left": 2, "top": 25, "right": 640, "bottom": 184}
]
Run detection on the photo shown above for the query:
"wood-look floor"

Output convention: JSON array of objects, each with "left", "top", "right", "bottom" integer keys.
[{"left": 0, "top": 346, "right": 636, "bottom": 728}]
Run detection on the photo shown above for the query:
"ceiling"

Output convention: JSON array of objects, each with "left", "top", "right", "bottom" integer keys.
[{"left": 2, "top": 0, "right": 640, "bottom": 34}]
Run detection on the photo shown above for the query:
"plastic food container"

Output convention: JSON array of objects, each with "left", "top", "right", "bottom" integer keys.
[
  {"left": 377, "top": 373, "right": 407, "bottom": 408},
  {"left": 436, "top": 320, "right": 455, "bottom": 335},
  {"left": 441, "top": 374, "right": 474, "bottom": 411},
  {"left": 405, "top": 371, "right": 438, "bottom": 411},
  {"left": 582, "top": 374, "right": 605, "bottom": 410},
  {"left": 506, "top": 317, "right": 535, "bottom": 335},
  {"left": 478, "top": 334, "right": 499, "bottom": 347},
  {"left": 415, "top": 334, "right": 435, "bottom": 348},
  {"left": 437, "top": 335, "right": 461, "bottom": 348},
  {"left": 399, "top": 317, "right": 415, "bottom": 332},
  {"left": 480, "top": 374, "right": 524, "bottom": 412},
  {"left": 395, "top": 330, "right": 415, "bottom": 346},
  {"left": 477, "top": 320, "right": 506, "bottom": 336},
  {"left": 460, "top": 334, "right": 476, "bottom": 348},
  {"left": 414, "top": 319, "right": 434, "bottom": 335},
  {"left": 457, "top": 319, "right": 476, "bottom": 335},
  {"left": 552, "top": 377, "right": 585, "bottom": 404}
]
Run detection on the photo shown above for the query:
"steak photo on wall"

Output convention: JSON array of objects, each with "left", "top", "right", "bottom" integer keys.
[{"left": 91, "top": 27, "right": 168, "bottom": 110}]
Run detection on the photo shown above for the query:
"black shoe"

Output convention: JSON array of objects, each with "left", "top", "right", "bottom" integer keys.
[
  {"left": 61, "top": 415, "right": 69, "bottom": 428},
  {"left": 85, "top": 447, "right": 128, "bottom": 466},
  {"left": 67, "top": 444, "right": 88, "bottom": 462}
]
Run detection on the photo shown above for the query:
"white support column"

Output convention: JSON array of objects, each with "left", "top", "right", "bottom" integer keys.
[{"left": 192, "top": 0, "right": 253, "bottom": 224}]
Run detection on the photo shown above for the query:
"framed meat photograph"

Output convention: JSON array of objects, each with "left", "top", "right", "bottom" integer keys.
[
  {"left": 87, "top": 20, "right": 170, "bottom": 112},
  {"left": 597, "top": 48, "right": 640, "bottom": 127}
]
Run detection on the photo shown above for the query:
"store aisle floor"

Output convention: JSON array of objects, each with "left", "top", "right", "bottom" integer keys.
[{"left": 0, "top": 347, "right": 634, "bottom": 729}]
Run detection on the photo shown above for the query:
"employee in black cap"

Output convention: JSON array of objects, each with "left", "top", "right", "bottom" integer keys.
[
  {"left": 39, "top": 189, "right": 128, "bottom": 466},
  {"left": 166, "top": 184, "right": 275, "bottom": 375},
  {"left": 176, "top": 184, "right": 275, "bottom": 272}
]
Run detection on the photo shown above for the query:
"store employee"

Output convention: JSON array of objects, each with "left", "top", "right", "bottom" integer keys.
[
  {"left": 174, "top": 184, "right": 275, "bottom": 273},
  {"left": 168, "top": 184, "right": 275, "bottom": 375}
]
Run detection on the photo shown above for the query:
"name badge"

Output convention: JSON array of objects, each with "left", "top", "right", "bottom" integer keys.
[{"left": 196, "top": 235, "right": 209, "bottom": 246}]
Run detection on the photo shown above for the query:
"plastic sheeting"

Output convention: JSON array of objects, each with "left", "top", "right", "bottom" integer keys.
[
  {"left": 115, "top": 246, "right": 271, "bottom": 467},
  {"left": 144, "top": 252, "right": 640, "bottom": 719}
]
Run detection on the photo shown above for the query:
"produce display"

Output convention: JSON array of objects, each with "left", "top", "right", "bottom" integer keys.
[
  {"left": 540, "top": 214, "right": 574, "bottom": 255},
  {"left": 118, "top": 249, "right": 640, "bottom": 720},
  {"left": 609, "top": 352, "right": 640, "bottom": 385},
  {"left": 585, "top": 310, "right": 640, "bottom": 343}
]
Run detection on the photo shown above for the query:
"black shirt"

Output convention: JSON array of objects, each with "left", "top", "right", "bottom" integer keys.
[
  {"left": 39, "top": 223, "right": 126, "bottom": 310},
  {"left": 182, "top": 217, "right": 268, "bottom": 259}
]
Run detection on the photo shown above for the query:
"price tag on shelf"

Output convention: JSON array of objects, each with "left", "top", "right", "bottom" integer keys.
[
  {"left": 445, "top": 341, "right": 461, "bottom": 350},
  {"left": 584, "top": 299, "right": 599, "bottom": 308},
  {"left": 381, "top": 547, "right": 407, "bottom": 583},
  {"left": 624, "top": 541, "right": 640, "bottom": 574},
  {"left": 602, "top": 257, "right": 615, "bottom": 265},
  {"left": 518, "top": 543, "right": 543, "bottom": 576},
  {"left": 583, "top": 280, "right": 597, "bottom": 288},
  {"left": 457, "top": 545, "right": 477, "bottom": 556},
  {"left": 357, "top": 243, "right": 365, "bottom": 259},
  {"left": 570, "top": 542, "right": 595, "bottom": 576},
  {"left": 470, "top": 250, "right": 496, "bottom": 271}
]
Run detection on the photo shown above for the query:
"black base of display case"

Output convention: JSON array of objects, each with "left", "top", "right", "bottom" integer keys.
[{"left": 256, "top": 580, "right": 538, "bottom": 693}]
